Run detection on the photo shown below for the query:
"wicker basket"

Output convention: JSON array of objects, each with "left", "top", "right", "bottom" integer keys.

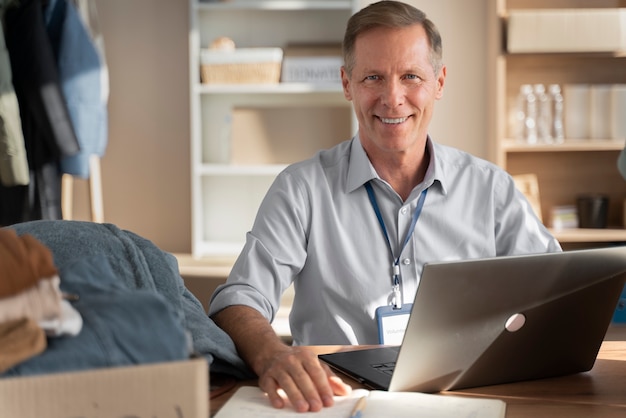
[{"left": 200, "top": 48, "right": 283, "bottom": 84}]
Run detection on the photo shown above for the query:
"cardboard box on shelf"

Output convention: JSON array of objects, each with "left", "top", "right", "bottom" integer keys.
[
  {"left": 0, "top": 358, "right": 208, "bottom": 418},
  {"left": 507, "top": 8, "right": 626, "bottom": 53},
  {"left": 229, "top": 106, "right": 351, "bottom": 165},
  {"left": 281, "top": 43, "right": 343, "bottom": 83}
]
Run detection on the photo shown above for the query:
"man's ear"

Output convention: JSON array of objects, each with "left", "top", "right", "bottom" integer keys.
[
  {"left": 341, "top": 67, "right": 352, "bottom": 101},
  {"left": 435, "top": 65, "right": 447, "bottom": 100}
]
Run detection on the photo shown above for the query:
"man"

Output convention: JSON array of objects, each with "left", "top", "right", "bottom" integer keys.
[{"left": 209, "top": 0, "right": 561, "bottom": 412}]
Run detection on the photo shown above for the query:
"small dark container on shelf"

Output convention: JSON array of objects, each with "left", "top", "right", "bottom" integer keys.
[{"left": 577, "top": 194, "right": 609, "bottom": 229}]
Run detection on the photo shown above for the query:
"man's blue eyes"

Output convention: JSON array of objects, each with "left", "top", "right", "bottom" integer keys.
[{"left": 364, "top": 75, "right": 421, "bottom": 81}]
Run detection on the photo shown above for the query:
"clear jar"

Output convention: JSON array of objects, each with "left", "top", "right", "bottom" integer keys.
[
  {"left": 534, "top": 84, "right": 552, "bottom": 143},
  {"left": 548, "top": 84, "right": 565, "bottom": 143},
  {"left": 517, "top": 84, "right": 538, "bottom": 144}
]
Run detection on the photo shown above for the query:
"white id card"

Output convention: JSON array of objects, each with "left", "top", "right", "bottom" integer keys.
[{"left": 375, "top": 303, "right": 412, "bottom": 345}]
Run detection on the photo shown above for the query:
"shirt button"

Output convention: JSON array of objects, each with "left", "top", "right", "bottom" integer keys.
[
  {"left": 401, "top": 207, "right": 408, "bottom": 215},
  {"left": 402, "top": 258, "right": 411, "bottom": 265}
]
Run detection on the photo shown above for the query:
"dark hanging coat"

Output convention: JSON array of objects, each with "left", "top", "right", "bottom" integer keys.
[{"left": 1, "top": 0, "right": 80, "bottom": 225}]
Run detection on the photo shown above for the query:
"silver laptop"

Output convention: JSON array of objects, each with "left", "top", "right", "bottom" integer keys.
[{"left": 319, "top": 246, "right": 626, "bottom": 393}]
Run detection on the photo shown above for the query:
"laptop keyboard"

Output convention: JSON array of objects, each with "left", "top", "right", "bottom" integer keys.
[{"left": 371, "top": 361, "right": 396, "bottom": 376}]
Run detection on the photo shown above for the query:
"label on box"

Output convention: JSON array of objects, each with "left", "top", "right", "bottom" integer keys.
[{"left": 281, "top": 56, "right": 342, "bottom": 83}]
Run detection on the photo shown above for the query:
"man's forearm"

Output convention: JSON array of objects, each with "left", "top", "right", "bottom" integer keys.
[{"left": 212, "top": 305, "right": 289, "bottom": 376}]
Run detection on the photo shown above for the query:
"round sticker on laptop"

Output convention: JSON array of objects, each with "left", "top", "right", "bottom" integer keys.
[{"left": 505, "top": 313, "right": 526, "bottom": 332}]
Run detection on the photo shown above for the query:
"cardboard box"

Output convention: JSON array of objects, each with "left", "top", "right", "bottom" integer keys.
[
  {"left": 507, "top": 8, "right": 626, "bottom": 53},
  {"left": 281, "top": 43, "right": 343, "bottom": 83},
  {"left": 230, "top": 106, "right": 351, "bottom": 164},
  {"left": 0, "top": 358, "right": 209, "bottom": 418}
]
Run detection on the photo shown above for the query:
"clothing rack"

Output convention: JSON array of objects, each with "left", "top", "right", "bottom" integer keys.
[
  {"left": 61, "top": 155, "right": 103, "bottom": 223},
  {"left": 0, "top": 0, "right": 108, "bottom": 225}
]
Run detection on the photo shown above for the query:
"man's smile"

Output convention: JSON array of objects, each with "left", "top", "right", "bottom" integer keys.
[{"left": 379, "top": 116, "right": 409, "bottom": 124}]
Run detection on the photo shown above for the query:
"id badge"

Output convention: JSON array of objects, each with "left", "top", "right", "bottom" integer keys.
[{"left": 375, "top": 303, "right": 413, "bottom": 345}]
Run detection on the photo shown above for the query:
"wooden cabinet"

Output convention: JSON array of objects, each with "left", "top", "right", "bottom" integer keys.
[
  {"left": 188, "top": 0, "right": 359, "bottom": 257},
  {"left": 488, "top": 0, "right": 626, "bottom": 248}
]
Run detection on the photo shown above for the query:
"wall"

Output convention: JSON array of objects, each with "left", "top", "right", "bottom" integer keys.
[
  {"left": 407, "top": 0, "right": 488, "bottom": 158},
  {"left": 73, "top": 0, "right": 487, "bottom": 254},
  {"left": 68, "top": 0, "right": 192, "bottom": 253}
]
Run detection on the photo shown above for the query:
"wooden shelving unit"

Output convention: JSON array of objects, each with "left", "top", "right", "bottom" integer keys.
[{"left": 488, "top": 0, "right": 626, "bottom": 247}]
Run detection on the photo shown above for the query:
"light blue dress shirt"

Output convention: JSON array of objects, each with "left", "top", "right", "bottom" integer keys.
[{"left": 209, "top": 136, "right": 561, "bottom": 345}]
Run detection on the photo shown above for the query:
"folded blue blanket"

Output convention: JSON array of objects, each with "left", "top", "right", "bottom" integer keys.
[
  {"left": 5, "top": 220, "right": 252, "bottom": 379},
  {"left": 3, "top": 255, "right": 190, "bottom": 376}
]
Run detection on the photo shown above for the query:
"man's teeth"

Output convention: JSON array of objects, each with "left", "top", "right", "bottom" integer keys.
[{"left": 380, "top": 117, "right": 407, "bottom": 124}]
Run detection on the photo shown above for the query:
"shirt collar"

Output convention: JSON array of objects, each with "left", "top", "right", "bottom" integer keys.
[
  {"left": 423, "top": 138, "right": 447, "bottom": 195},
  {"left": 345, "top": 135, "right": 446, "bottom": 195},
  {"left": 346, "top": 135, "right": 377, "bottom": 193}
]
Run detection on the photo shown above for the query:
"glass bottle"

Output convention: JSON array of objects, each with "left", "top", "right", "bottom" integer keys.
[
  {"left": 520, "top": 84, "right": 538, "bottom": 144},
  {"left": 548, "top": 84, "right": 565, "bottom": 143},
  {"left": 534, "top": 84, "right": 551, "bottom": 143},
  {"left": 515, "top": 84, "right": 533, "bottom": 142}
]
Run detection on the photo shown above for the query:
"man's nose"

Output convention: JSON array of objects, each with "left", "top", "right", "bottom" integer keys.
[{"left": 381, "top": 80, "right": 405, "bottom": 108}]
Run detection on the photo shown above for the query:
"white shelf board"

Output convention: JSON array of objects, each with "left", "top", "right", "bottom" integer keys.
[
  {"left": 194, "top": 82, "right": 344, "bottom": 95},
  {"left": 194, "top": 240, "right": 247, "bottom": 258},
  {"left": 196, "top": 1, "right": 354, "bottom": 11},
  {"left": 196, "top": 164, "right": 288, "bottom": 176},
  {"left": 503, "top": 139, "right": 626, "bottom": 152}
]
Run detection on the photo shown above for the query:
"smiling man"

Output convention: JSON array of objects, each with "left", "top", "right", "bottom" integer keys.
[{"left": 209, "top": 0, "right": 561, "bottom": 413}]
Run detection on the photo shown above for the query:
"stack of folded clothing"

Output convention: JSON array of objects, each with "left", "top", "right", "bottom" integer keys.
[
  {"left": 0, "top": 229, "right": 82, "bottom": 373},
  {"left": 0, "top": 220, "right": 253, "bottom": 380},
  {"left": 0, "top": 226, "right": 191, "bottom": 377}
]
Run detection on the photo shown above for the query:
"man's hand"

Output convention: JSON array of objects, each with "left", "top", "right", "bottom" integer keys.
[
  {"left": 257, "top": 345, "right": 352, "bottom": 412},
  {"left": 212, "top": 305, "right": 352, "bottom": 412}
]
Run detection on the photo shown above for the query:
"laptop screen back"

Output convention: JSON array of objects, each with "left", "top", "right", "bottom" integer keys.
[
  {"left": 320, "top": 246, "right": 626, "bottom": 393},
  {"left": 389, "top": 246, "right": 626, "bottom": 392}
]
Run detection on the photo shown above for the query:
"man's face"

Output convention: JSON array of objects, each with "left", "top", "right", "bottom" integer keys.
[{"left": 341, "top": 24, "right": 446, "bottom": 158}]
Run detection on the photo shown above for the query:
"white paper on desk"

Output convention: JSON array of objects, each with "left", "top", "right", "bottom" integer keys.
[
  {"left": 364, "top": 391, "right": 506, "bottom": 418},
  {"left": 213, "top": 386, "right": 506, "bottom": 418},
  {"left": 213, "top": 386, "right": 368, "bottom": 417}
]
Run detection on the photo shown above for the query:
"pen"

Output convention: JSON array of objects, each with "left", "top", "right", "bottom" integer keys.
[{"left": 349, "top": 395, "right": 368, "bottom": 418}]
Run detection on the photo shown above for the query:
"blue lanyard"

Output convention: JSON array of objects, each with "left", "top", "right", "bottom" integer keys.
[{"left": 365, "top": 181, "right": 428, "bottom": 307}]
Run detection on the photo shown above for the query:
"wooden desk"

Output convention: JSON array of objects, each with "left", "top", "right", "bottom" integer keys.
[{"left": 210, "top": 325, "right": 626, "bottom": 417}]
